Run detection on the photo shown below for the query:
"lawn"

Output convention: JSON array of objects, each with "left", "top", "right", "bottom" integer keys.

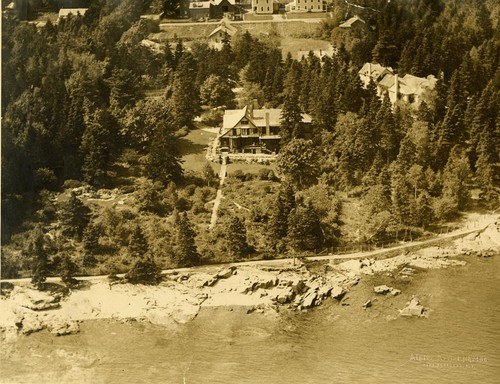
[
  {"left": 226, "top": 162, "right": 275, "bottom": 175},
  {"left": 178, "top": 127, "right": 220, "bottom": 174},
  {"left": 279, "top": 36, "right": 332, "bottom": 60}
]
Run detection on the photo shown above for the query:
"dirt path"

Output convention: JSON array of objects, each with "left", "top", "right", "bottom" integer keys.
[{"left": 208, "top": 158, "right": 227, "bottom": 230}]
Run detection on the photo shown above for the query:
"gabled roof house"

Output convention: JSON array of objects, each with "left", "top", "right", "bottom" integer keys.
[
  {"left": 358, "top": 62, "right": 394, "bottom": 88},
  {"left": 219, "top": 103, "right": 312, "bottom": 154}
]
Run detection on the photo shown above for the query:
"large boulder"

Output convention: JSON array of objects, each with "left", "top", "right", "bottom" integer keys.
[
  {"left": 301, "top": 290, "right": 318, "bottom": 309},
  {"left": 273, "top": 287, "right": 295, "bottom": 304},
  {"left": 374, "top": 285, "right": 401, "bottom": 296},
  {"left": 12, "top": 309, "right": 44, "bottom": 335},
  {"left": 10, "top": 286, "right": 60, "bottom": 311},
  {"left": 217, "top": 267, "right": 236, "bottom": 280},
  {"left": 48, "top": 318, "right": 80, "bottom": 336},
  {"left": 399, "top": 297, "right": 425, "bottom": 317},
  {"left": 331, "top": 286, "right": 345, "bottom": 300},
  {"left": 258, "top": 277, "right": 279, "bottom": 290}
]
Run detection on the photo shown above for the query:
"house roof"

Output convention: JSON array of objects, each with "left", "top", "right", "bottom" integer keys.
[
  {"left": 221, "top": 106, "right": 312, "bottom": 135},
  {"left": 339, "top": 15, "right": 365, "bottom": 28},
  {"left": 379, "top": 73, "right": 437, "bottom": 96},
  {"left": 377, "top": 73, "right": 395, "bottom": 90},
  {"left": 209, "top": 24, "right": 237, "bottom": 38},
  {"left": 359, "top": 62, "right": 393, "bottom": 81},
  {"left": 58, "top": 8, "right": 88, "bottom": 18},
  {"left": 222, "top": 106, "right": 248, "bottom": 130},
  {"left": 212, "top": 0, "right": 236, "bottom": 5},
  {"left": 189, "top": 2, "right": 211, "bottom": 9}
]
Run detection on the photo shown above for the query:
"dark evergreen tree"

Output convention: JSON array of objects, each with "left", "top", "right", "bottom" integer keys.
[
  {"left": 129, "top": 224, "right": 149, "bottom": 258},
  {"left": 80, "top": 107, "right": 117, "bottom": 187},
  {"left": 59, "top": 254, "right": 79, "bottom": 285},
  {"left": 173, "top": 212, "right": 199, "bottom": 267},
  {"left": 277, "top": 139, "right": 319, "bottom": 190},
  {"left": 170, "top": 53, "right": 201, "bottom": 128},
  {"left": 279, "top": 90, "right": 303, "bottom": 144},
  {"left": 286, "top": 202, "right": 323, "bottom": 253},
  {"left": 125, "top": 257, "right": 163, "bottom": 285},
  {"left": 145, "top": 125, "right": 183, "bottom": 186},
  {"left": 29, "top": 224, "right": 49, "bottom": 290},
  {"left": 267, "top": 182, "right": 295, "bottom": 253},
  {"left": 222, "top": 215, "right": 249, "bottom": 260},
  {"left": 60, "top": 192, "right": 91, "bottom": 240}
]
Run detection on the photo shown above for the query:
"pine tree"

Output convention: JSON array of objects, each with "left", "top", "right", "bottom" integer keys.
[
  {"left": 279, "top": 90, "right": 303, "bottom": 144},
  {"left": 276, "top": 139, "right": 319, "bottom": 190},
  {"left": 174, "top": 212, "right": 199, "bottom": 267},
  {"left": 145, "top": 124, "right": 183, "bottom": 186},
  {"left": 222, "top": 215, "right": 249, "bottom": 261},
  {"left": 376, "top": 94, "right": 400, "bottom": 164},
  {"left": 60, "top": 192, "right": 91, "bottom": 240},
  {"left": 59, "top": 254, "right": 79, "bottom": 285},
  {"left": 125, "top": 256, "right": 163, "bottom": 285},
  {"left": 29, "top": 224, "right": 49, "bottom": 290},
  {"left": 267, "top": 182, "right": 295, "bottom": 253},
  {"left": 107, "top": 68, "right": 141, "bottom": 110},
  {"left": 80, "top": 107, "right": 116, "bottom": 187},
  {"left": 286, "top": 202, "right": 323, "bottom": 253},
  {"left": 475, "top": 128, "right": 498, "bottom": 207},
  {"left": 202, "top": 162, "right": 218, "bottom": 187},
  {"left": 129, "top": 224, "right": 149, "bottom": 259},
  {"left": 170, "top": 53, "right": 200, "bottom": 129}
]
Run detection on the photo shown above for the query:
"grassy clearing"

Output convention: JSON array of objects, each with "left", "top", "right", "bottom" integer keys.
[
  {"left": 178, "top": 127, "right": 220, "bottom": 174},
  {"left": 279, "top": 36, "right": 331, "bottom": 59},
  {"left": 226, "top": 162, "right": 275, "bottom": 175}
]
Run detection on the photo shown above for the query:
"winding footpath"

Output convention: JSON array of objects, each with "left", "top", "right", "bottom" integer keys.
[{"left": 208, "top": 156, "right": 227, "bottom": 230}]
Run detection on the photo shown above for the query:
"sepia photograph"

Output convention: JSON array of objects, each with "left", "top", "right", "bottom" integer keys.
[{"left": 0, "top": 0, "right": 499, "bottom": 383}]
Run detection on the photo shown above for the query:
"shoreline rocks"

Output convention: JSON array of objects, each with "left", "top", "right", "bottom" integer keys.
[
  {"left": 374, "top": 285, "right": 401, "bottom": 296},
  {"left": 399, "top": 297, "right": 426, "bottom": 317}
]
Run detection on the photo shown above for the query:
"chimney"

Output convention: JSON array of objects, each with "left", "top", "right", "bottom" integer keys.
[
  {"left": 248, "top": 102, "right": 253, "bottom": 117},
  {"left": 265, "top": 112, "right": 270, "bottom": 136},
  {"left": 253, "top": 98, "right": 259, "bottom": 111}
]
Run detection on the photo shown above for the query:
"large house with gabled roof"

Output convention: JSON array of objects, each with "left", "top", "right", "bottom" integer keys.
[{"left": 219, "top": 103, "right": 312, "bottom": 154}]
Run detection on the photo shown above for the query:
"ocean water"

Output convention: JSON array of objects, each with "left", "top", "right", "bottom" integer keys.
[{"left": 2, "top": 254, "right": 499, "bottom": 384}]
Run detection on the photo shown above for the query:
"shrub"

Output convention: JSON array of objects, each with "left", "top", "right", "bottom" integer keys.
[
  {"left": 258, "top": 168, "right": 269, "bottom": 180},
  {"left": 119, "top": 149, "right": 141, "bottom": 166},
  {"left": 232, "top": 169, "right": 245, "bottom": 181},
  {"left": 62, "top": 179, "right": 83, "bottom": 189},
  {"left": 34, "top": 168, "right": 59, "bottom": 191},
  {"left": 119, "top": 184, "right": 136, "bottom": 194},
  {"left": 124, "top": 257, "right": 163, "bottom": 285}
]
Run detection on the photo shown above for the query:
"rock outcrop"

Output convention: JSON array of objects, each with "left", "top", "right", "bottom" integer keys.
[
  {"left": 10, "top": 286, "right": 61, "bottom": 311},
  {"left": 374, "top": 285, "right": 401, "bottom": 296},
  {"left": 399, "top": 297, "right": 426, "bottom": 317}
]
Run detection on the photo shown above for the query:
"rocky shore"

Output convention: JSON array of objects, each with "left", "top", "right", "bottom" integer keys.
[{"left": 1, "top": 219, "right": 498, "bottom": 340}]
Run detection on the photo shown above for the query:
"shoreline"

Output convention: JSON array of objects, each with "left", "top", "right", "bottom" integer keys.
[{"left": 1, "top": 217, "right": 498, "bottom": 340}]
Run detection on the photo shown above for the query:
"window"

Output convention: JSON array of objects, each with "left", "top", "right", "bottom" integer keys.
[
  {"left": 261, "top": 6, "right": 263, "bottom": 10},
  {"left": 267, "top": 6, "right": 269, "bottom": 10},
  {"left": 232, "top": 129, "right": 237, "bottom": 136}
]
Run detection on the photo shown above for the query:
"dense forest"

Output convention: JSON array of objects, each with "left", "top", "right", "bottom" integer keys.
[{"left": 1, "top": 0, "right": 498, "bottom": 284}]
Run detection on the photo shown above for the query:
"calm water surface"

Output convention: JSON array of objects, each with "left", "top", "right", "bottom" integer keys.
[{"left": 2, "top": 254, "right": 499, "bottom": 384}]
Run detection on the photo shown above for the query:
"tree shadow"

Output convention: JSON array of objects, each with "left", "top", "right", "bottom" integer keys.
[{"left": 177, "top": 137, "right": 207, "bottom": 156}]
